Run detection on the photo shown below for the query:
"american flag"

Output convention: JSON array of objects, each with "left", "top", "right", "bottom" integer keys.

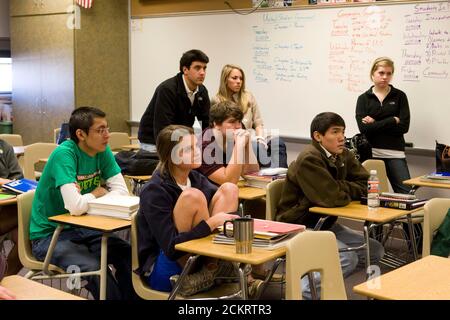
[{"left": 75, "top": 0, "right": 93, "bottom": 9}]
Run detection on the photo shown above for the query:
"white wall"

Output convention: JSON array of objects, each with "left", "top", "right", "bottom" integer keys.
[
  {"left": 131, "top": 1, "right": 450, "bottom": 150},
  {"left": 0, "top": 0, "right": 9, "bottom": 38}
]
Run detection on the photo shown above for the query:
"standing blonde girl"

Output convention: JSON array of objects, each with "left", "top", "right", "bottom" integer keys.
[
  {"left": 213, "top": 64, "right": 287, "bottom": 168},
  {"left": 355, "top": 57, "right": 411, "bottom": 193}
]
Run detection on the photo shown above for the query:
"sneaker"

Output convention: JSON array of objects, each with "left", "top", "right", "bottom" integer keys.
[
  {"left": 248, "top": 279, "right": 264, "bottom": 299},
  {"left": 215, "top": 260, "right": 238, "bottom": 281},
  {"left": 171, "top": 266, "right": 215, "bottom": 297}
]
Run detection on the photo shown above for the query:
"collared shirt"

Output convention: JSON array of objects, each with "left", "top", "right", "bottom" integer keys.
[
  {"left": 319, "top": 144, "right": 336, "bottom": 162},
  {"left": 182, "top": 75, "right": 199, "bottom": 106}
]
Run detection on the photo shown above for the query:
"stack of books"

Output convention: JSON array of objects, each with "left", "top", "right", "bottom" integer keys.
[
  {"left": 214, "top": 218, "right": 305, "bottom": 250},
  {"left": 361, "top": 192, "right": 427, "bottom": 210},
  {"left": 87, "top": 195, "right": 140, "bottom": 220},
  {"left": 420, "top": 172, "right": 450, "bottom": 184},
  {"left": 243, "top": 167, "right": 288, "bottom": 189},
  {"left": 2, "top": 178, "right": 38, "bottom": 194}
]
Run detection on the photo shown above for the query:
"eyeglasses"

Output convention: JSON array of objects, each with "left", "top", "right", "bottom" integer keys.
[{"left": 90, "top": 127, "right": 110, "bottom": 135}]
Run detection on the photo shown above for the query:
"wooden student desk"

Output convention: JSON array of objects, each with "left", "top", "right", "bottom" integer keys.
[
  {"left": 237, "top": 180, "right": 266, "bottom": 201},
  {"left": 47, "top": 214, "right": 131, "bottom": 300},
  {"left": 121, "top": 143, "right": 140, "bottom": 151},
  {"left": 124, "top": 175, "right": 152, "bottom": 195},
  {"left": 174, "top": 234, "right": 285, "bottom": 300},
  {"left": 404, "top": 176, "right": 450, "bottom": 193},
  {"left": 353, "top": 255, "right": 450, "bottom": 300},
  {"left": 309, "top": 201, "right": 420, "bottom": 268},
  {"left": 0, "top": 275, "right": 85, "bottom": 300}
]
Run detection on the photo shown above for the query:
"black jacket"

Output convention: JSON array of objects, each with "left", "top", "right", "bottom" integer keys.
[
  {"left": 138, "top": 73, "right": 210, "bottom": 144},
  {"left": 136, "top": 169, "right": 217, "bottom": 275},
  {"left": 355, "top": 85, "right": 410, "bottom": 151}
]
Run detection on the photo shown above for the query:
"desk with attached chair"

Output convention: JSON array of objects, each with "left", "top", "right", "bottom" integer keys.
[
  {"left": 309, "top": 201, "right": 421, "bottom": 271},
  {"left": 404, "top": 176, "right": 450, "bottom": 193},
  {"left": 174, "top": 234, "right": 286, "bottom": 300},
  {"left": 46, "top": 214, "right": 131, "bottom": 300},
  {"left": 130, "top": 213, "right": 243, "bottom": 300}
]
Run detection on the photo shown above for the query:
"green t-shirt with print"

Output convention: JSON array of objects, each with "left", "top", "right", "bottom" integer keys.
[{"left": 29, "top": 139, "right": 121, "bottom": 240}]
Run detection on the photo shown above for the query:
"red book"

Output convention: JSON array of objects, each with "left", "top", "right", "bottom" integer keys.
[
  {"left": 220, "top": 218, "right": 305, "bottom": 240},
  {"left": 253, "top": 219, "right": 305, "bottom": 235}
]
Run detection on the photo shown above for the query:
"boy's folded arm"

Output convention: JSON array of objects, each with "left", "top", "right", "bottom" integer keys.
[{"left": 60, "top": 183, "right": 95, "bottom": 216}]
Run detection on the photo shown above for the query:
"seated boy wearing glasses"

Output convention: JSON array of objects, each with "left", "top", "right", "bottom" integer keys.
[{"left": 29, "top": 106, "right": 136, "bottom": 300}]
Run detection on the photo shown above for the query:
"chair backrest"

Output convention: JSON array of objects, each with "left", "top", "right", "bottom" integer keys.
[
  {"left": 422, "top": 198, "right": 450, "bottom": 257},
  {"left": 130, "top": 212, "right": 169, "bottom": 300},
  {"left": 265, "top": 179, "right": 285, "bottom": 221},
  {"left": 285, "top": 231, "right": 347, "bottom": 300},
  {"left": 0, "top": 134, "right": 23, "bottom": 147},
  {"left": 109, "top": 132, "right": 131, "bottom": 151},
  {"left": 17, "top": 190, "right": 39, "bottom": 270},
  {"left": 17, "top": 190, "right": 63, "bottom": 274},
  {"left": 361, "top": 159, "right": 390, "bottom": 193},
  {"left": 23, "top": 143, "right": 57, "bottom": 180},
  {"left": 53, "top": 128, "right": 61, "bottom": 144}
]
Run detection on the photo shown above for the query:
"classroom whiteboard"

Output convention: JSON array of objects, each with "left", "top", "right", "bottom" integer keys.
[{"left": 130, "top": 0, "right": 450, "bottom": 150}]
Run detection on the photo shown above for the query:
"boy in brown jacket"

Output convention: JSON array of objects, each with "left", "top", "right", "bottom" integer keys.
[{"left": 276, "top": 112, "right": 384, "bottom": 299}]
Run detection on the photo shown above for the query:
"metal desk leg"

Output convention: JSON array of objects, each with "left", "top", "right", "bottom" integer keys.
[
  {"left": 406, "top": 214, "right": 418, "bottom": 260},
  {"left": 313, "top": 216, "right": 330, "bottom": 231},
  {"left": 168, "top": 255, "right": 199, "bottom": 300},
  {"left": 256, "top": 257, "right": 284, "bottom": 300},
  {"left": 100, "top": 233, "right": 110, "bottom": 300},
  {"left": 43, "top": 225, "right": 64, "bottom": 275},
  {"left": 307, "top": 273, "right": 319, "bottom": 300},
  {"left": 130, "top": 179, "right": 138, "bottom": 195},
  {"left": 238, "top": 263, "right": 248, "bottom": 300},
  {"left": 363, "top": 223, "right": 372, "bottom": 280}
]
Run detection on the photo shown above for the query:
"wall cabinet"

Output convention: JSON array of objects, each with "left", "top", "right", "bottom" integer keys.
[
  {"left": 11, "top": 14, "right": 74, "bottom": 142},
  {"left": 10, "top": 0, "right": 129, "bottom": 144}
]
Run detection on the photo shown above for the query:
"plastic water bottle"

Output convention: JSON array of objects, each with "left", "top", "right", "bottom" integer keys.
[{"left": 367, "top": 169, "right": 380, "bottom": 209}]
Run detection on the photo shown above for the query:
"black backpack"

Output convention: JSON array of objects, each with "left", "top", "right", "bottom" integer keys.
[
  {"left": 114, "top": 150, "right": 159, "bottom": 176},
  {"left": 345, "top": 133, "right": 372, "bottom": 163}
]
